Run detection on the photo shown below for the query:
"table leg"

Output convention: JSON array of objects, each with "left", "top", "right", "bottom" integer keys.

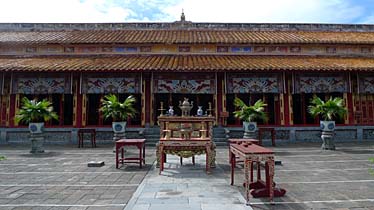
[
  {"left": 250, "top": 161, "right": 254, "bottom": 182},
  {"left": 78, "top": 134, "right": 82, "bottom": 148},
  {"left": 94, "top": 132, "right": 96, "bottom": 147},
  {"left": 163, "top": 153, "right": 167, "bottom": 163},
  {"left": 139, "top": 144, "right": 142, "bottom": 168},
  {"left": 159, "top": 146, "right": 164, "bottom": 175},
  {"left": 244, "top": 157, "right": 252, "bottom": 205},
  {"left": 229, "top": 147, "right": 232, "bottom": 164},
  {"left": 192, "top": 156, "right": 195, "bottom": 165},
  {"left": 267, "top": 157, "right": 275, "bottom": 203},
  {"left": 230, "top": 151, "right": 235, "bottom": 185},
  {"left": 115, "top": 144, "right": 119, "bottom": 169},
  {"left": 206, "top": 143, "right": 211, "bottom": 174},
  {"left": 121, "top": 147, "right": 124, "bottom": 164},
  {"left": 143, "top": 143, "right": 146, "bottom": 164}
]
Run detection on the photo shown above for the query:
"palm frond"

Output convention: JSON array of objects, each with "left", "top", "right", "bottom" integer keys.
[
  {"left": 233, "top": 97, "right": 267, "bottom": 122},
  {"left": 15, "top": 97, "right": 58, "bottom": 123},
  {"left": 100, "top": 94, "right": 137, "bottom": 121},
  {"left": 308, "top": 96, "right": 347, "bottom": 121}
]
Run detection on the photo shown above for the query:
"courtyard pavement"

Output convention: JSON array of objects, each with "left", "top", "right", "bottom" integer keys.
[{"left": 0, "top": 141, "right": 374, "bottom": 210}]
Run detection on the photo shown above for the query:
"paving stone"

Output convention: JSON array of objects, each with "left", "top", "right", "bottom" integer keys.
[
  {"left": 2, "top": 143, "right": 374, "bottom": 210},
  {"left": 201, "top": 204, "right": 249, "bottom": 210},
  {"left": 131, "top": 204, "right": 150, "bottom": 210},
  {"left": 148, "top": 203, "right": 201, "bottom": 210},
  {"left": 86, "top": 207, "right": 123, "bottom": 210},
  {"left": 67, "top": 207, "right": 88, "bottom": 210},
  {"left": 48, "top": 207, "right": 70, "bottom": 210}
]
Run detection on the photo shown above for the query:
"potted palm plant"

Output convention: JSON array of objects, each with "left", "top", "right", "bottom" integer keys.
[
  {"left": 15, "top": 97, "right": 58, "bottom": 153},
  {"left": 100, "top": 94, "right": 136, "bottom": 139},
  {"left": 308, "top": 96, "right": 347, "bottom": 150},
  {"left": 233, "top": 97, "right": 267, "bottom": 139}
]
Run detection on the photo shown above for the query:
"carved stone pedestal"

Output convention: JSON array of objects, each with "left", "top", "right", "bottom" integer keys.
[
  {"left": 29, "top": 133, "right": 45, "bottom": 154},
  {"left": 321, "top": 131, "right": 335, "bottom": 150},
  {"left": 113, "top": 132, "right": 126, "bottom": 141},
  {"left": 243, "top": 131, "right": 257, "bottom": 139},
  {"left": 243, "top": 122, "right": 257, "bottom": 139}
]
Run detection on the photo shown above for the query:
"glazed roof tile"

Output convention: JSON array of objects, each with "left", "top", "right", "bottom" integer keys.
[
  {"left": 1, "top": 30, "right": 374, "bottom": 44},
  {"left": 1, "top": 55, "right": 374, "bottom": 72}
]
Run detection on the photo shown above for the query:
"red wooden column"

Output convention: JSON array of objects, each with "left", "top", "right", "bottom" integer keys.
[
  {"left": 0, "top": 73, "right": 10, "bottom": 127},
  {"left": 283, "top": 73, "right": 292, "bottom": 126},
  {"left": 143, "top": 73, "right": 151, "bottom": 127},
  {"left": 345, "top": 92, "right": 354, "bottom": 125},
  {"left": 8, "top": 94, "right": 16, "bottom": 127},
  {"left": 283, "top": 93, "right": 291, "bottom": 126},
  {"left": 75, "top": 74, "right": 83, "bottom": 128},
  {"left": 216, "top": 73, "right": 224, "bottom": 126}
]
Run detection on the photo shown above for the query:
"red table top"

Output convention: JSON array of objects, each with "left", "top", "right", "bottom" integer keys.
[
  {"left": 228, "top": 138, "right": 259, "bottom": 143},
  {"left": 117, "top": 139, "right": 146, "bottom": 143},
  {"left": 231, "top": 142, "right": 273, "bottom": 154}
]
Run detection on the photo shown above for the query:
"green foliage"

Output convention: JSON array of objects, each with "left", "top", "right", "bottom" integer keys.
[
  {"left": 0, "top": 155, "right": 5, "bottom": 161},
  {"left": 233, "top": 97, "right": 267, "bottom": 122},
  {"left": 369, "top": 157, "right": 374, "bottom": 175},
  {"left": 15, "top": 97, "right": 58, "bottom": 124},
  {"left": 100, "top": 94, "right": 136, "bottom": 122},
  {"left": 308, "top": 96, "right": 347, "bottom": 121}
]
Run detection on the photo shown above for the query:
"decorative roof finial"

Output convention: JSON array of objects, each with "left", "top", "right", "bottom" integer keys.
[{"left": 181, "top": 9, "right": 186, "bottom": 21}]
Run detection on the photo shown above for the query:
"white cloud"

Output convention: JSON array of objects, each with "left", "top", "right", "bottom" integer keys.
[
  {"left": 0, "top": 0, "right": 132, "bottom": 23},
  {"left": 0, "top": 0, "right": 370, "bottom": 23}
]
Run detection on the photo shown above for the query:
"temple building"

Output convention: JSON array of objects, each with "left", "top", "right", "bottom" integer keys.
[{"left": 1, "top": 15, "right": 374, "bottom": 144}]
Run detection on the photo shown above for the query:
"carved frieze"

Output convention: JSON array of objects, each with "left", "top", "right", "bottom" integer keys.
[
  {"left": 294, "top": 73, "right": 348, "bottom": 93},
  {"left": 12, "top": 74, "right": 72, "bottom": 94},
  {"left": 227, "top": 73, "right": 283, "bottom": 93},
  {"left": 81, "top": 74, "right": 140, "bottom": 94}
]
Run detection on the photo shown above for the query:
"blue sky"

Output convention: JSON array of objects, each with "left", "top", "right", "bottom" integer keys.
[{"left": 0, "top": 0, "right": 373, "bottom": 23}]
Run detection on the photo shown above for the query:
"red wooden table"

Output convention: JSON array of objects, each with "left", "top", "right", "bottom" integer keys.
[
  {"left": 258, "top": 127, "right": 276, "bottom": 146},
  {"left": 230, "top": 142, "right": 275, "bottom": 204},
  {"left": 228, "top": 138, "right": 260, "bottom": 145},
  {"left": 115, "top": 139, "right": 146, "bottom": 169},
  {"left": 78, "top": 129, "right": 96, "bottom": 148},
  {"left": 228, "top": 138, "right": 260, "bottom": 164},
  {"left": 158, "top": 138, "right": 212, "bottom": 174}
]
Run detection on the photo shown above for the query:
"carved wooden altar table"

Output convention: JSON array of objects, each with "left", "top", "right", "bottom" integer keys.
[
  {"left": 230, "top": 142, "right": 275, "bottom": 204},
  {"left": 158, "top": 138, "right": 212, "bottom": 174},
  {"left": 156, "top": 116, "right": 216, "bottom": 173}
]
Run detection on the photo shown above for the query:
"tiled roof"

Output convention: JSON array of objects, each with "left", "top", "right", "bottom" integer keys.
[
  {"left": 1, "top": 55, "right": 374, "bottom": 72},
  {"left": 1, "top": 30, "right": 374, "bottom": 44}
]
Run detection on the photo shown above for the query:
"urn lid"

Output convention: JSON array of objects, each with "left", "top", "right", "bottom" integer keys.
[{"left": 182, "top": 98, "right": 190, "bottom": 106}]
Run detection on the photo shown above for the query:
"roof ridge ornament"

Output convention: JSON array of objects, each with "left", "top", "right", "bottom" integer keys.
[
  {"left": 181, "top": 9, "right": 186, "bottom": 22},
  {"left": 172, "top": 9, "right": 192, "bottom": 29}
]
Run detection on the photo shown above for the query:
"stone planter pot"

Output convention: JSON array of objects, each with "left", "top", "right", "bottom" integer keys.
[
  {"left": 28, "top": 122, "right": 44, "bottom": 134},
  {"left": 243, "top": 121, "right": 257, "bottom": 139},
  {"left": 320, "top": 121, "right": 335, "bottom": 132},
  {"left": 28, "top": 122, "right": 45, "bottom": 153},
  {"left": 29, "top": 133, "right": 45, "bottom": 153},
  {"left": 112, "top": 121, "right": 126, "bottom": 142},
  {"left": 320, "top": 121, "right": 335, "bottom": 150},
  {"left": 112, "top": 121, "right": 126, "bottom": 133}
]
